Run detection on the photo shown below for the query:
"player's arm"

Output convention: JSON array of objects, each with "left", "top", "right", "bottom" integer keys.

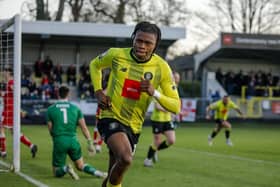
[
  {"left": 235, "top": 107, "right": 245, "bottom": 119},
  {"left": 205, "top": 105, "right": 212, "bottom": 119},
  {"left": 78, "top": 118, "right": 96, "bottom": 155},
  {"left": 141, "top": 65, "right": 180, "bottom": 114},
  {"left": 47, "top": 121, "right": 53, "bottom": 136},
  {"left": 89, "top": 49, "right": 113, "bottom": 110},
  {"left": 231, "top": 101, "right": 245, "bottom": 119},
  {"left": 77, "top": 109, "right": 96, "bottom": 155},
  {"left": 154, "top": 102, "right": 168, "bottom": 112},
  {"left": 206, "top": 102, "right": 217, "bottom": 119},
  {"left": 78, "top": 118, "right": 92, "bottom": 140},
  {"left": 46, "top": 109, "right": 53, "bottom": 136}
]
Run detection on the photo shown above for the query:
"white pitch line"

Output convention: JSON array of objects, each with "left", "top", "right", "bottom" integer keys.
[
  {"left": 175, "top": 147, "right": 280, "bottom": 167},
  {"left": 16, "top": 171, "right": 48, "bottom": 187},
  {"left": 0, "top": 160, "right": 48, "bottom": 187}
]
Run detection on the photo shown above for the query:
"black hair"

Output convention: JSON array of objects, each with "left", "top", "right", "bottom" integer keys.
[
  {"left": 59, "top": 85, "right": 69, "bottom": 99},
  {"left": 131, "top": 21, "right": 161, "bottom": 52}
]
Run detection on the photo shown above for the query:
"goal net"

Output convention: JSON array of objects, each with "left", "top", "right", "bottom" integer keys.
[{"left": 0, "top": 15, "right": 22, "bottom": 172}]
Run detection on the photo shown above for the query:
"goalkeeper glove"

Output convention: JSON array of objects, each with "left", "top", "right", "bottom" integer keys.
[{"left": 87, "top": 139, "right": 96, "bottom": 156}]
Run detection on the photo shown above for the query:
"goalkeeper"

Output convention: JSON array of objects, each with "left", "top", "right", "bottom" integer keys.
[{"left": 46, "top": 85, "right": 107, "bottom": 180}]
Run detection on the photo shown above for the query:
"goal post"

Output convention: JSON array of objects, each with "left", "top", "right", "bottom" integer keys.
[{"left": 0, "top": 14, "right": 22, "bottom": 172}]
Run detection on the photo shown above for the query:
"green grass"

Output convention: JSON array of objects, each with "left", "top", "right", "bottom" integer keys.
[{"left": 0, "top": 122, "right": 280, "bottom": 187}]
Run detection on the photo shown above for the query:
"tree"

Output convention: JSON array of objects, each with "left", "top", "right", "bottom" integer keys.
[
  {"left": 191, "top": 0, "right": 280, "bottom": 50},
  {"left": 22, "top": 0, "right": 63, "bottom": 21},
  {"left": 209, "top": 0, "right": 280, "bottom": 33},
  {"left": 143, "top": 0, "right": 188, "bottom": 26},
  {"left": 86, "top": 0, "right": 128, "bottom": 23},
  {"left": 85, "top": 0, "right": 188, "bottom": 26},
  {"left": 36, "top": 0, "right": 48, "bottom": 20},
  {"left": 67, "top": 0, "right": 85, "bottom": 22},
  {"left": 55, "top": 0, "right": 66, "bottom": 21},
  {"left": 21, "top": 0, "right": 37, "bottom": 20}
]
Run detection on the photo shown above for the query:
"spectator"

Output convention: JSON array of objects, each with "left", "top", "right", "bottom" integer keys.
[
  {"left": 34, "top": 57, "right": 43, "bottom": 77},
  {"left": 41, "top": 74, "right": 50, "bottom": 86},
  {"left": 79, "top": 62, "right": 89, "bottom": 78},
  {"left": 22, "top": 65, "right": 32, "bottom": 78},
  {"left": 234, "top": 70, "right": 245, "bottom": 95},
  {"left": 30, "top": 89, "right": 40, "bottom": 100},
  {"left": 53, "top": 64, "right": 64, "bottom": 84},
  {"left": 211, "top": 90, "right": 221, "bottom": 102},
  {"left": 21, "top": 75, "right": 30, "bottom": 88},
  {"left": 43, "top": 56, "right": 53, "bottom": 76},
  {"left": 275, "top": 79, "right": 280, "bottom": 97},
  {"left": 66, "top": 64, "right": 76, "bottom": 86},
  {"left": 255, "top": 70, "right": 265, "bottom": 96},
  {"left": 225, "top": 71, "right": 235, "bottom": 95},
  {"left": 216, "top": 68, "right": 224, "bottom": 86},
  {"left": 247, "top": 75, "right": 256, "bottom": 98}
]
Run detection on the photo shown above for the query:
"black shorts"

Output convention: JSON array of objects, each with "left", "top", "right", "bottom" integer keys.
[
  {"left": 97, "top": 118, "right": 140, "bottom": 152},
  {"left": 215, "top": 119, "right": 226, "bottom": 127},
  {"left": 152, "top": 121, "right": 175, "bottom": 134}
]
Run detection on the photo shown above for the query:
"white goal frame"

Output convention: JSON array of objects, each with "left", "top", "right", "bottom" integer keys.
[{"left": 0, "top": 14, "right": 22, "bottom": 172}]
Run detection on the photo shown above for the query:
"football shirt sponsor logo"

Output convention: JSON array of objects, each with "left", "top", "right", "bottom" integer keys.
[{"left": 121, "top": 79, "right": 141, "bottom": 100}]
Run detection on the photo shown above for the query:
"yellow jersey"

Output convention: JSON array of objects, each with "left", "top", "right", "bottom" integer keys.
[
  {"left": 209, "top": 99, "right": 238, "bottom": 120},
  {"left": 90, "top": 48, "right": 180, "bottom": 134}
]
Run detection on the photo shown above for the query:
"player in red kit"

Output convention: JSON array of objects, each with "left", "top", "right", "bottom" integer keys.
[
  {"left": 93, "top": 73, "right": 109, "bottom": 153},
  {"left": 93, "top": 106, "right": 103, "bottom": 153},
  {"left": 0, "top": 68, "right": 38, "bottom": 158}
]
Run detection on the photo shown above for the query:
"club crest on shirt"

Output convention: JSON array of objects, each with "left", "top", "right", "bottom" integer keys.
[
  {"left": 120, "top": 67, "right": 127, "bottom": 72},
  {"left": 144, "top": 72, "right": 153, "bottom": 80}
]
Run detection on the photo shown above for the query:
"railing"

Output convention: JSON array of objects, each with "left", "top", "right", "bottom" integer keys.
[
  {"left": 238, "top": 86, "right": 280, "bottom": 118},
  {"left": 241, "top": 86, "right": 280, "bottom": 101}
]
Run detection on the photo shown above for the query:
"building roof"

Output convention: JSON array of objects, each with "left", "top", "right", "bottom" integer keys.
[
  {"left": 170, "top": 55, "right": 194, "bottom": 71},
  {"left": 1, "top": 20, "right": 186, "bottom": 41},
  {"left": 194, "top": 32, "right": 280, "bottom": 72}
]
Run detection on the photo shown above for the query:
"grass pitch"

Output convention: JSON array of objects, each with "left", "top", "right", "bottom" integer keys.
[{"left": 0, "top": 122, "right": 279, "bottom": 187}]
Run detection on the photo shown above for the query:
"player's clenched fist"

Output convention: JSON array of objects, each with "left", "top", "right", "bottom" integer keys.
[
  {"left": 140, "top": 77, "right": 155, "bottom": 96},
  {"left": 95, "top": 89, "right": 111, "bottom": 110}
]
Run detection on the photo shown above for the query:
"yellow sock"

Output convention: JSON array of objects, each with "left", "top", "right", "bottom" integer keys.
[{"left": 107, "top": 181, "right": 122, "bottom": 187}]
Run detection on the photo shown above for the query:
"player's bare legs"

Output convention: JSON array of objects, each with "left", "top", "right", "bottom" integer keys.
[
  {"left": 93, "top": 126, "right": 103, "bottom": 153},
  {"left": 155, "top": 130, "right": 175, "bottom": 162},
  {"left": 221, "top": 120, "right": 232, "bottom": 128},
  {"left": 9, "top": 128, "right": 38, "bottom": 158},
  {"left": 208, "top": 124, "right": 222, "bottom": 146},
  {"left": 102, "top": 151, "right": 116, "bottom": 187},
  {"left": 106, "top": 132, "right": 133, "bottom": 186},
  {"left": 0, "top": 127, "right": 7, "bottom": 158},
  {"left": 221, "top": 120, "right": 233, "bottom": 146},
  {"left": 154, "top": 134, "right": 161, "bottom": 147},
  {"left": 52, "top": 157, "right": 106, "bottom": 180},
  {"left": 163, "top": 130, "right": 176, "bottom": 146},
  {"left": 145, "top": 130, "right": 175, "bottom": 167},
  {"left": 74, "top": 157, "right": 107, "bottom": 178}
]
